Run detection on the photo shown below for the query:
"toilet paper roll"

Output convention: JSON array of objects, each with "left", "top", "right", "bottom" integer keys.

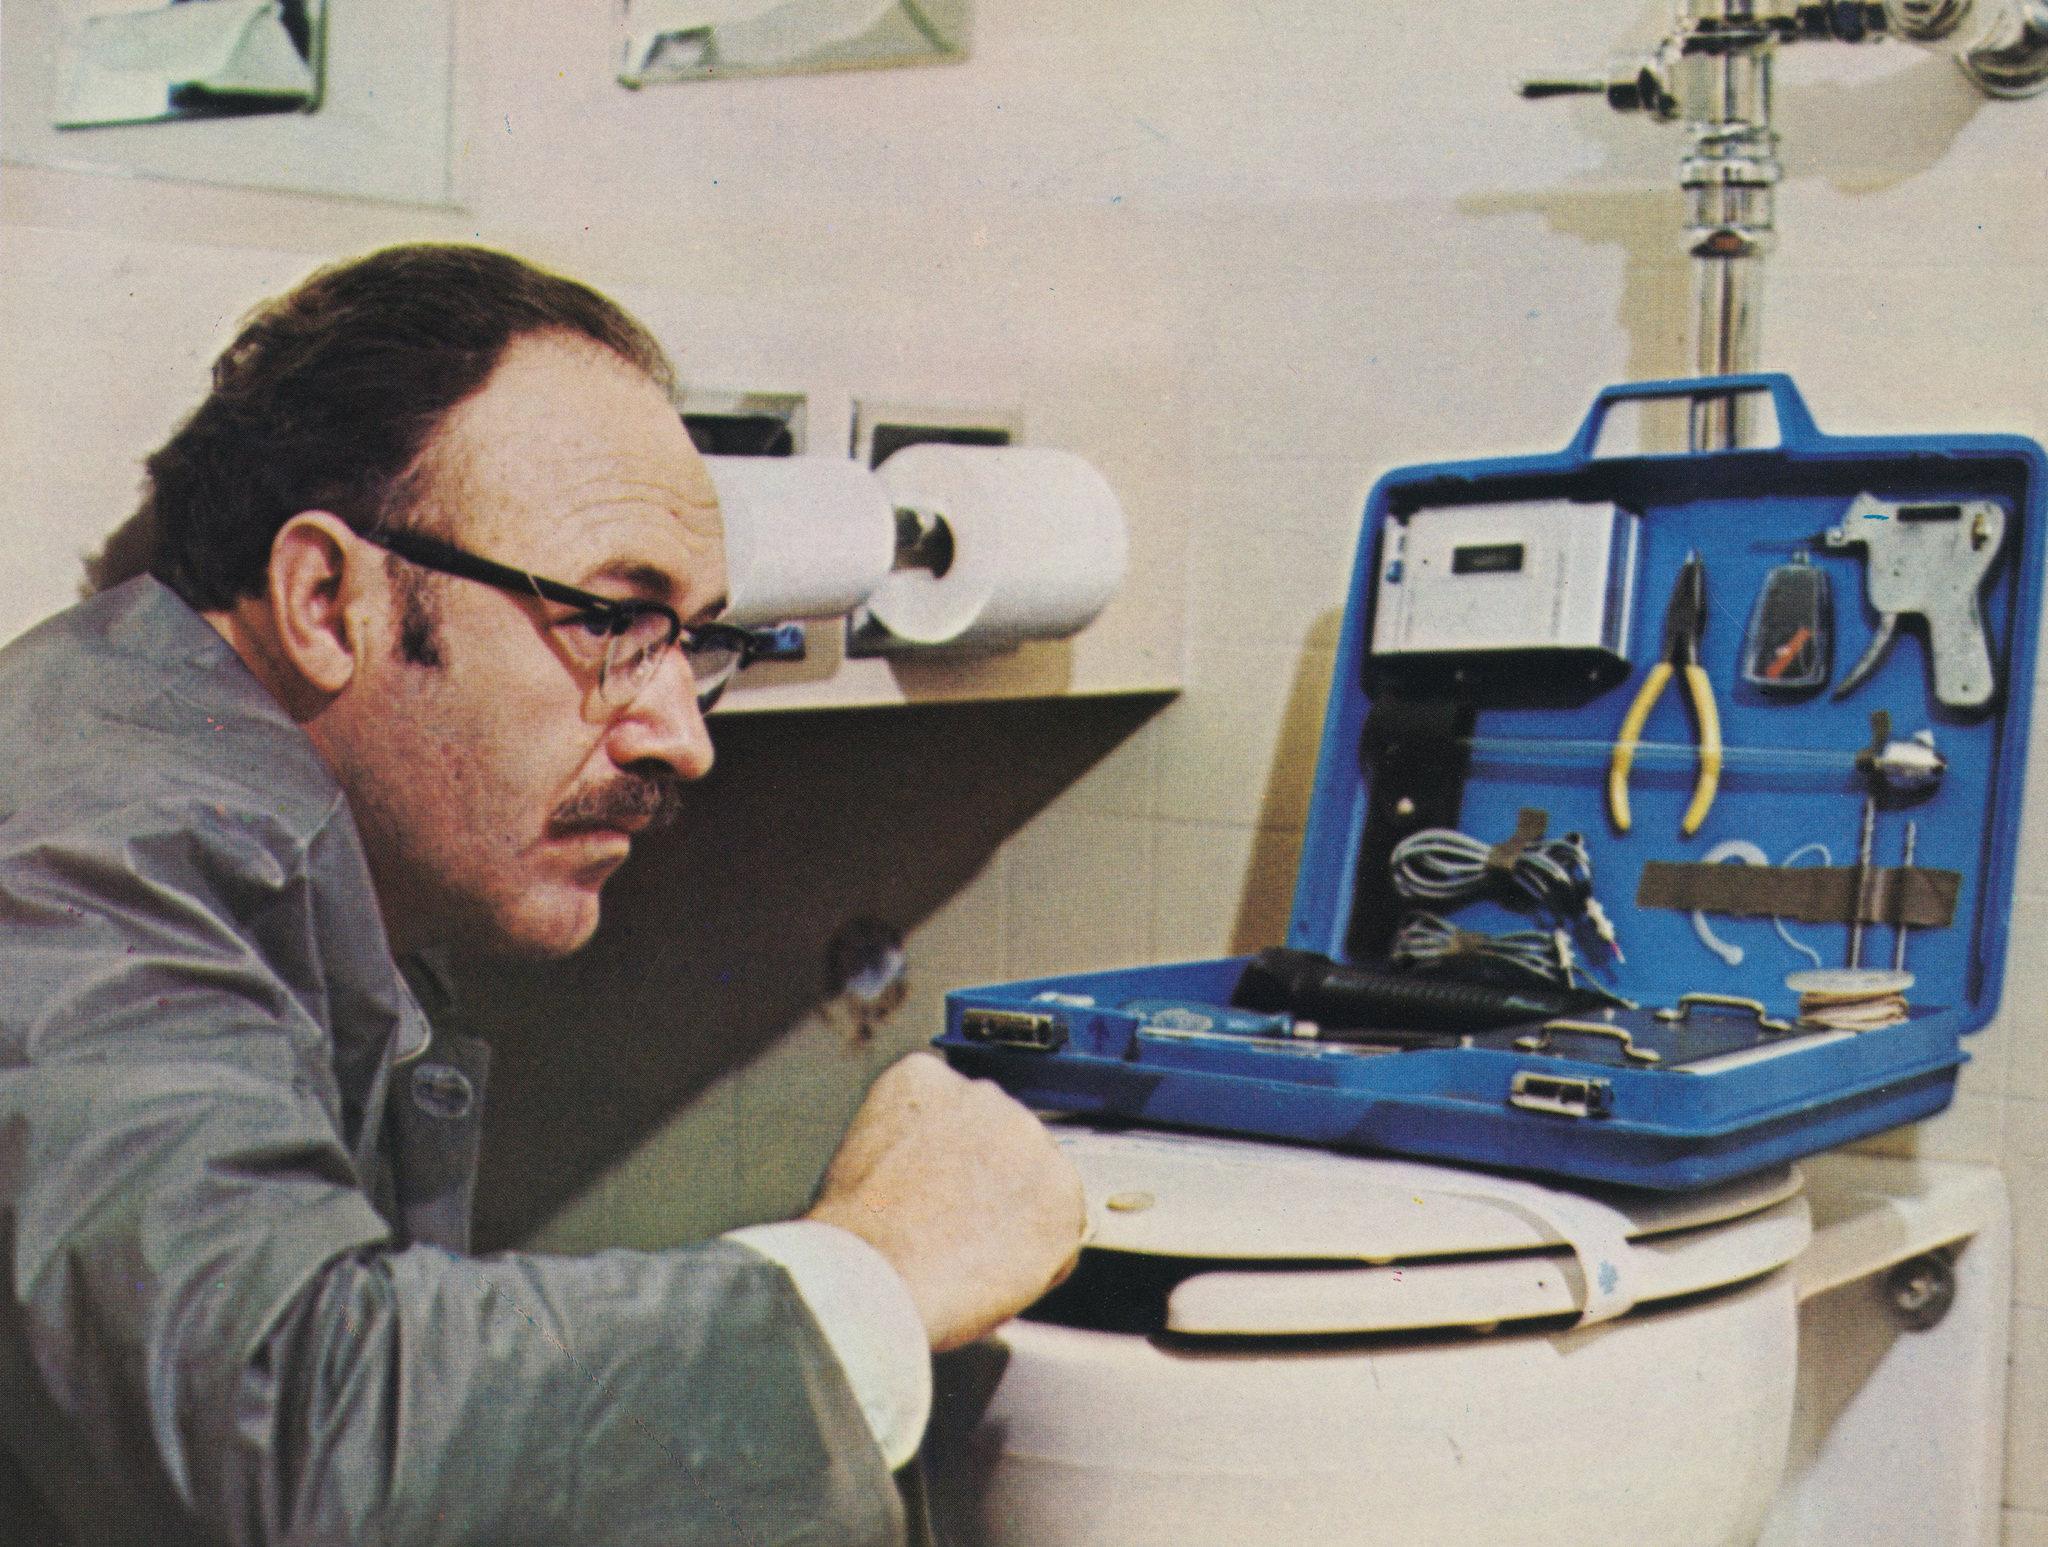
[
  {"left": 867, "top": 444, "right": 1128, "bottom": 648},
  {"left": 706, "top": 454, "right": 897, "bottom": 625}
]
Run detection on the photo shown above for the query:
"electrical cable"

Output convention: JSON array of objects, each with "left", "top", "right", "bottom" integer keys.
[
  {"left": 1774, "top": 843, "right": 1832, "bottom": 969},
  {"left": 1694, "top": 839, "right": 1770, "bottom": 966},
  {"left": 1389, "top": 911, "right": 1632, "bottom": 1008},
  {"left": 1389, "top": 825, "right": 1623, "bottom": 959}
]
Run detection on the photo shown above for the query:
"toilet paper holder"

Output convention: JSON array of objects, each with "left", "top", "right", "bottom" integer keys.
[
  {"left": 710, "top": 445, "right": 1128, "bottom": 660},
  {"left": 890, "top": 504, "right": 956, "bottom": 580},
  {"left": 841, "top": 504, "right": 958, "bottom": 656}
]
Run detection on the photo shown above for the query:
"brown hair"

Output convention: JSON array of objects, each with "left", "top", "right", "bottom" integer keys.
[{"left": 87, "top": 244, "right": 674, "bottom": 612}]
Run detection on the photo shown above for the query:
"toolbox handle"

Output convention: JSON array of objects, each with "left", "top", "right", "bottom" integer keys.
[
  {"left": 1514, "top": 1019, "right": 1664, "bottom": 1064},
  {"left": 1565, "top": 374, "right": 1822, "bottom": 462}
]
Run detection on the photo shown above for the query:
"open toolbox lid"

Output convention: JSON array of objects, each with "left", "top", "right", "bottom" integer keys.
[
  {"left": 936, "top": 374, "right": 2047, "bottom": 1190},
  {"left": 1284, "top": 373, "right": 2046, "bottom": 1034}
]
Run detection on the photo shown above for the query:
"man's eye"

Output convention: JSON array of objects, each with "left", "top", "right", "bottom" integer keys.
[{"left": 566, "top": 612, "right": 617, "bottom": 639}]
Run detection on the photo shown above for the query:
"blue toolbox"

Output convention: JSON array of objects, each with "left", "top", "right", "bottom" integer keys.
[{"left": 936, "top": 376, "right": 2047, "bottom": 1189}]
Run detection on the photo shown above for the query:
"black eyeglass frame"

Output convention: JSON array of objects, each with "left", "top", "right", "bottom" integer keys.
[{"left": 357, "top": 525, "right": 768, "bottom": 711}]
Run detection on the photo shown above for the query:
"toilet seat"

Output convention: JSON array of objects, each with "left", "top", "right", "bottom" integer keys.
[
  {"left": 1057, "top": 1124, "right": 1811, "bottom": 1335},
  {"left": 932, "top": 1126, "right": 1815, "bottom": 1546}
]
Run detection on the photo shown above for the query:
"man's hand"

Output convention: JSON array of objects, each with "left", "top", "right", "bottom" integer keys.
[{"left": 807, "top": 1052, "right": 1086, "bottom": 1353}]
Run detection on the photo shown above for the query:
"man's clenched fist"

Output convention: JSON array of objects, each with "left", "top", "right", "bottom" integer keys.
[{"left": 807, "top": 1052, "right": 1086, "bottom": 1352}]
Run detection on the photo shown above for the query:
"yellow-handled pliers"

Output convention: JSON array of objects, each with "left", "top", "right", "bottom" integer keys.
[{"left": 1608, "top": 551, "right": 1722, "bottom": 836}]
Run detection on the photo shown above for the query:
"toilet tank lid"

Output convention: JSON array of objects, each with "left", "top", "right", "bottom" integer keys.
[{"left": 1059, "top": 1124, "right": 1801, "bottom": 1264}]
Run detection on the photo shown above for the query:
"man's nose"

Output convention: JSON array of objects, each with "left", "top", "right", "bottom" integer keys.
[{"left": 603, "top": 653, "right": 715, "bottom": 780}]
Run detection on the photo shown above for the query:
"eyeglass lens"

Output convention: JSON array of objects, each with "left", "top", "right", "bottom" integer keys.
[{"left": 599, "top": 615, "right": 741, "bottom": 709}]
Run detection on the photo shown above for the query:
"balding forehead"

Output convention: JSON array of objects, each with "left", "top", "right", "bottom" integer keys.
[
  {"left": 403, "top": 334, "right": 676, "bottom": 523},
  {"left": 403, "top": 331, "right": 726, "bottom": 611}
]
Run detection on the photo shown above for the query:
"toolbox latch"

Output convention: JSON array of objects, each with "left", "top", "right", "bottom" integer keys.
[
  {"left": 959, "top": 1008, "right": 1067, "bottom": 1052},
  {"left": 1509, "top": 1071, "right": 1615, "bottom": 1120}
]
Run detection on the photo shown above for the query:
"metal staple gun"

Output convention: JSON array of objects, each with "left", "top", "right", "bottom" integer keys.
[{"left": 1823, "top": 492, "right": 2006, "bottom": 712}]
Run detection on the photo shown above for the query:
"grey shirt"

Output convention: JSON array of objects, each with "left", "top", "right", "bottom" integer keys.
[{"left": 0, "top": 578, "right": 904, "bottom": 1545}]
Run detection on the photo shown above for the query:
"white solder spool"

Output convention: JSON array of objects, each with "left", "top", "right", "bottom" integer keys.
[{"left": 1786, "top": 968, "right": 1913, "bottom": 1030}]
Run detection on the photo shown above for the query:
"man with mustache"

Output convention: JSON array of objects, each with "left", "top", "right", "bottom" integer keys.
[{"left": 0, "top": 245, "right": 1085, "bottom": 1545}]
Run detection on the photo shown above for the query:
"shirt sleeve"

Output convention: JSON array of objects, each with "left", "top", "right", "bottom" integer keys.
[
  {"left": 0, "top": 794, "right": 906, "bottom": 1546},
  {"left": 724, "top": 1221, "right": 933, "bottom": 1469}
]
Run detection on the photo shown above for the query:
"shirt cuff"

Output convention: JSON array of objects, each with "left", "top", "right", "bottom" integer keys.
[{"left": 724, "top": 1220, "right": 932, "bottom": 1470}]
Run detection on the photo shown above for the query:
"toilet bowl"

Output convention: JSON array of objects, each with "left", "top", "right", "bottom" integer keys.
[{"left": 924, "top": 1127, "right": 2010, "bottom": 1547}]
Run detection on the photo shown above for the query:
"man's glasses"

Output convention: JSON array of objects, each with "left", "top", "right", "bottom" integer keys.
[{"left": 359, "top": 526, "right": 770, "bottom": 712}]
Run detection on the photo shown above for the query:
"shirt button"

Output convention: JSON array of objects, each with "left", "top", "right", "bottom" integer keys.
[{"left": 410, "top": 1062, "right": 475, "bottom": 1120}]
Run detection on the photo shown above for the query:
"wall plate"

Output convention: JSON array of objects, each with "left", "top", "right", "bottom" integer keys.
[
  {"left": 680, "top": 388, "right": 808, "bottom": 458},
  {"left": 618, "top": 0, "right": 968, "bottom": 87},
  {"left": 3, "top": 0, "right": 453, "bottom": 205},
  {"left": 849, "top": 398, "right": 1021, "bottom": 469},
  {"left": 845, "top": 400, "right": 1024, "bottom": 656},
  {"left": 52, "top": 0, "right": 325, "bottom": 129}
]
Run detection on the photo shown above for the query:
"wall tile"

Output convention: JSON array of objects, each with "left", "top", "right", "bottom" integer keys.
[
  {"left": 905, "top": 852, "right": 1011, "bottom": 975},
  {"left": 1148, "top": 820, "right": 1253, "bottom": 962},
  {"left": 2015, "top": 1022, "right": 2048, "bottom": 1105},
  {"left": 1185, "top": 473, "right": 1365, "bottom": 656},
  {"left": 525, "top": 1081, "right": 742, "bottom": 1251},
  {"left": 1049, "top": 718, "right": 1158, "bottom": 821},
  {"left": 1153, "top": 646, "right": 1336, "bottom": 830},
  {"left": 1851, "top": 1093, "right": 2005, "bottom": 1166},
  {"left": 718, "top": 1013, "right": 873, "bottom": 1223},
  {"left": 2011, "top": 1153, "right": 2048, "bottom": 1311},
  {"left": 1961, "top": 1012, "right": 2012, "bottom": 1097},
  {"left": 1236, "top": 826, "right": 1307, "bottom": 955},
  {"left": 730, "top": 1114, "right": 841, "bottom": 1230},
  {"left": 731, "top": 1008, "right": 874, "bottom": 1124},
  {"left": 2011, "top": 987, "right": 2048, "bottom": 1103},
  {"left": 2011, "top": 1098, "right": 2048, "bottom": 1163},
  {"left": 2010, "top": 1307, "right": 2048, "bottom": 1514},
  {"left": 1003, "top": 806, "right": 1155, "bottom": 981},
  {"left": 2016, "top": 750, "right": 2048, "bottom": 913},
  {"left": 1151, "top": 819, "right": 1303, "bottom": 962},
  {"left": 869, "top": 953, "right": 993, "bottom": 1070},
  {"left": 1997, "top": 897, "right": 2048, "bottom": 1100}
]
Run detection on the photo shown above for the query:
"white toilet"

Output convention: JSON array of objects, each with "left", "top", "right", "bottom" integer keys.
[{"left": 924, "top": 1126, "right": 2011, "bottom": 1547}]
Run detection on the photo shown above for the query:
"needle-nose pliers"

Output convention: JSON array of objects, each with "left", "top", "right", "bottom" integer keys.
[{"left": 1608, "top": 552, "right": 1722, "bottom": 836}]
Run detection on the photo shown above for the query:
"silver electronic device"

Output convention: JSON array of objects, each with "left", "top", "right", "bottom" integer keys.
[{"left": 1369, "top": 500, "right": 1640, "bottom": 706}]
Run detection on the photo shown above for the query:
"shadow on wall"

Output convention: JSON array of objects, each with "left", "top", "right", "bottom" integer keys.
[
  {"left": 1457, "top": 185, "right": 1694, "bottom": 395},
  {"left": 447, "top": 691, "right": 1170, "bottom": 1253},
  {"left": 1771, "top": 50, "right": 1987, "bottom": 192},
  {"left": 1457, "top": 49, "right": 1988, "bottom": 401},
  {"left": 1232, "top": 611, "right": 1342, "bottom": 954}
]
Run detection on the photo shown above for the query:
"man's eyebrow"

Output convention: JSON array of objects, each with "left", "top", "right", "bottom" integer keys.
[
  {"left": 578, "top": 562, "right": 723, "bottom": 621},
  {"left": 583, "top": 560, "right": 677, "bottom": 600}
]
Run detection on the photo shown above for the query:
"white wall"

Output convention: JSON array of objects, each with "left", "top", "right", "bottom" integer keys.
[{"left": 5, "top": 2, "right": 2046, "bottom": 1537}]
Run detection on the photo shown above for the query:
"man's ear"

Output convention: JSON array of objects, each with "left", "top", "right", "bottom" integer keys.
[{"left": 268, "top": 512, "right": 382, "bottom": 695}]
